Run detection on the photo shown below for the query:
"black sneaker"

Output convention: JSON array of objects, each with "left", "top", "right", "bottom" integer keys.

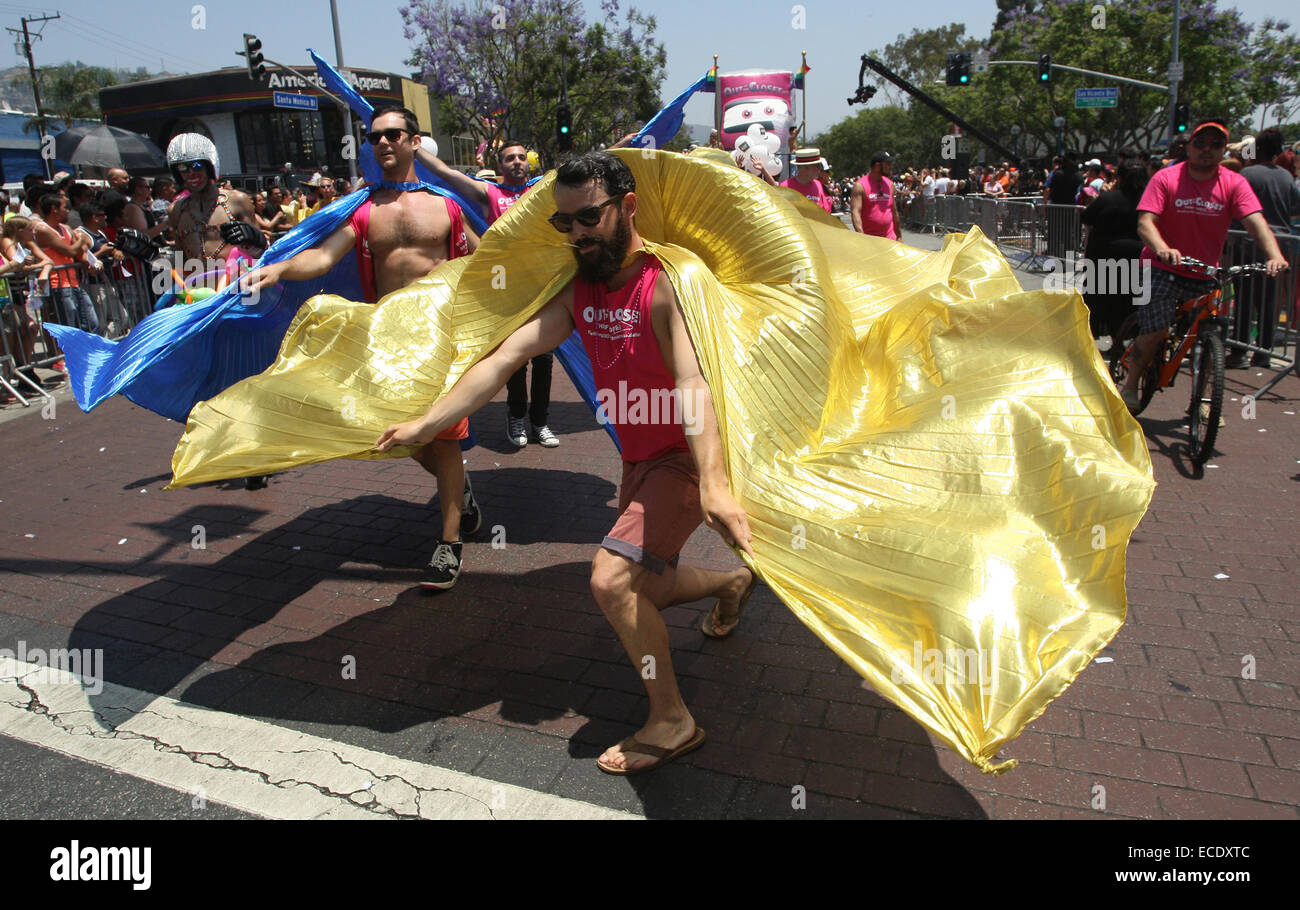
[
  {"left": 422, "top": 540, "right": 462, "bottom": 590},
  {"left": 461, "top": 475, "right": 482, "bottom": 536},
  {"left": 245, "top": 475, "right": 270, "bottom": 490}
]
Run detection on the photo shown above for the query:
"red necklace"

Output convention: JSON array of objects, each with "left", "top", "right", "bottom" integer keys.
[{"left": 595, "top": 260, "right": 649, "bottom": 371}]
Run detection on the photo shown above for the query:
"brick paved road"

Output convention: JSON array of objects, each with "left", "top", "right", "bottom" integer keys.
[{"left": 1, "top": 347, "right": 1296, "bottom": 818}]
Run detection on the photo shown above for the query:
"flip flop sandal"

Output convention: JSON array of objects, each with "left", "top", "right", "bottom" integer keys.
[
  {"left": 596, "top": 727, "right": 706, "bottom": 776},
  {"left": 701, "top": 569, "right": 759, "bottom": 639}
]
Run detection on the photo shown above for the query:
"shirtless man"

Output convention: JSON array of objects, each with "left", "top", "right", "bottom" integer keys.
[
  {"left": 242, "top": 106, "right": 483, "bottom": 589},
  {"left": 160, "top": 133, "right": 266, "bottom": 283},
  {"left": 377, "top": 151, "right": 757, "bottom": 773}
]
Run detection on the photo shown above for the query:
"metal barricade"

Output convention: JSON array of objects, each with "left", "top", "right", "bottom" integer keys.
[
  {"left": 1219, "top": 228, "right": 1299, "bottom": 397},
  {"left": 996, "top": 199, "right": 1040, "bottom": 267},
  {"left": 1041, "top": 203, "right": 1085, "bottom": 265},
  {"left": 0, "top": 274, "right": 55, "bottom": 406},
  {"left": 104, "top": 257, "right": 157, "bottom": 332}
]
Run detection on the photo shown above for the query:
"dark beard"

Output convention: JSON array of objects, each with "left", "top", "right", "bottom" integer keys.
[{"left": 573, "top": 214, "right": 631, "bottom": 284}]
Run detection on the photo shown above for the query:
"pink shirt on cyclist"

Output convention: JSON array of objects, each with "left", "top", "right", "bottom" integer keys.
[{"left": 1137, "top": 162, "right": 1262, "bottom": 279}]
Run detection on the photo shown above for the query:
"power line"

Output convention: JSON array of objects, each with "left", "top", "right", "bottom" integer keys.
[
  {"left": 51, "top": 17, "right": 188, "bottom": 72},
  {"left": 58, "top": 11, "right": 191, "bottom": 71}
]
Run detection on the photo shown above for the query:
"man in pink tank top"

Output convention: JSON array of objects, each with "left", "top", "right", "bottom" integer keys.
[
  {"left": 243, "top": 106, "right": 482, "bottom": 589},
  {"left": 851, "top": 151, "right": 902, "bottom": 240},
  {"left": 378, "top": 152, "right": 757, "bottom": 775},
  {"left": 416, "top": 141, "right": 560, "bottom": 449}
]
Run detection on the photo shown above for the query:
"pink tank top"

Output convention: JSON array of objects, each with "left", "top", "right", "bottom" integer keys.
[
  {"left": 573, "top": 255, "right": 690, "bottom": 463},
  {"left": 857, "top": 173, "right": 898, "bottom": 239},
  {"left": 486, "top": 182, "right": 529, "bottom": 223}
]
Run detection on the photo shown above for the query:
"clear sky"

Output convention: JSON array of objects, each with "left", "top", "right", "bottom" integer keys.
[{"left": 1, "top": 0, "right": 1292, "bottom": 135}]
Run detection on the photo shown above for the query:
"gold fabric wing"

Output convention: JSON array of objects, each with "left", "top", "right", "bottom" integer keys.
[{"left": 171, "top": 150, "right": 1154, "bottom": 772}]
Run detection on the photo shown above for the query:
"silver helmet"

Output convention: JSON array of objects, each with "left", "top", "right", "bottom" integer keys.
[{"left": 166, "top": 132, "right": 219, "bottom": 184}]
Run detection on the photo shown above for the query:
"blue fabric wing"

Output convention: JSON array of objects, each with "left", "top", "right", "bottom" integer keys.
[
  {"left": 631, "top": 73, "right": 711, "bottom": 151},
  {"left": 46, "top": 191, "right": 371, "bottom": 422}
]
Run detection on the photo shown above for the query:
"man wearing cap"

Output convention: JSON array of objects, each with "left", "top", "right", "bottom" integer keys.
[
  {"left": 852, "top": 151, "right": 902, "bottom": 240},
  {"left": 1118, "top": 119, "right": 1288, "bottom": 412},
  {"left": 780, "top": 148, "right": 833, "bottom": 213}
]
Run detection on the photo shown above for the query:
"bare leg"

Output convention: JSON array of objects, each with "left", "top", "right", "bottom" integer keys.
[
  {"left": 411, "top": 439, "right": 464, "bottom": 542},
  {"left": 1122, "top": 329, "right": 1165, "bottom": 393},
  {"left": 590, "top": 549, "right": 752, "bottom": 772}
]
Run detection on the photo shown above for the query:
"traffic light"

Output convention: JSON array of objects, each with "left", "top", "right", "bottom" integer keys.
[
  {"left": 946, "top": 52, "right": 970, "bottom": 86},
  {"left": 556, "top": 104, "right": 572, "bottom": 151},
  {"left": 243, "top": 34, "right": 265, "bottom": 82},
  {"left": 1174, "top": 103, "right": 1190, "bottom": 134},
  {"left": 1037, "top": 54, "right": 1051, "bottom": 84}
]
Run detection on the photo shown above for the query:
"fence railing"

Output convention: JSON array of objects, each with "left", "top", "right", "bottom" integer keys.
[{"left": 1, "top": 254, "right": 160, "bottom": 407}]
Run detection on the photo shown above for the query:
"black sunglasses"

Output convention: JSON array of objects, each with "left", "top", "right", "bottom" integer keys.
[
  {"left": 366, "top": 127, "right": 410, "bottom": 145},
  {"left": 1191, "top": 136, "right": 1226, "bottom": 150},
  {"left": 548, "top": 195, "right": 625, "bottom": 232},
  {"left": 179, "top": 161, "right": 207, "bottom": 172}
]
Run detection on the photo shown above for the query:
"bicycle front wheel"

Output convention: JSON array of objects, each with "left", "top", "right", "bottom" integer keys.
[{"left": 1187, "top": 328, "right": 1225, "bottom": 466}]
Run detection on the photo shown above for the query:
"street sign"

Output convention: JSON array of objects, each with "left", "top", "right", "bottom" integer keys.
[
  {"left": 973, "top": 51, "right": 989, "bottom": 74},
  {"left": 1075, "top": 87, "right": 1118, "bottom": 108},
  {"left": 1167, "top": 61, "right": 1184, "bottom": 82},
  {"left": 272, "top": 91, "right": 318, "bottom": 111}
]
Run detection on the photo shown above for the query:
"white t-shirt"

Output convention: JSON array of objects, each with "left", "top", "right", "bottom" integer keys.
[
  {"left": 921, "top": 175, "right": 935, "bottom": 199},
  {"left": 933, "top": 177, "right": 950, "bottom": 195}
]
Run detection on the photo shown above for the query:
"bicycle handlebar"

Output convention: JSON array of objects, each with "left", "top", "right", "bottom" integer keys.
[{"left": 1174, "top": 257, "right": 1276, "bottom": 279}]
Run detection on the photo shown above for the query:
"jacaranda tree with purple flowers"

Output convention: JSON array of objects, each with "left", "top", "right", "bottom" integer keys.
[{"left": 401, "top": 0, "right": 666, "bottom": 167}]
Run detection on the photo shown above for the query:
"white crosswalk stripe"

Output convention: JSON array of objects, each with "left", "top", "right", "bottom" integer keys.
[{"left": 0, "top": 657, "right": 638, "bottom": 820}]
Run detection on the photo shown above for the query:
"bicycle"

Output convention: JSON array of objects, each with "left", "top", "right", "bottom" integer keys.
[{"left": 1108, "top": 257, "right": 1273, "bottom": 467}]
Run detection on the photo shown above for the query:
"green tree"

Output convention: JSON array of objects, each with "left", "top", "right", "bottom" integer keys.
[
  {"left": 878, "top": 24, "right": 982, "bottom": 107},
  {"left": 830, "top": 0, "right": 1300, "bottom": 172},
  {"left": 1244, "top": 18, "right": 1300, "bottom": 130},
  {"left": 401, "top": 0, "right": 665, "bottom": 167},
  {"left": 11, "top": 62, "right": 117, "bottom": 134},
  {"left": 814, "top": 106, "right": 939, "bottom": 178}
]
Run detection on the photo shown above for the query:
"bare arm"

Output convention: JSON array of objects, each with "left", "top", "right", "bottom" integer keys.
[
  {"left": 414, "top": 146, "right": 491, "bottom": 221},
  {"left": 240, "top": 222, "right": 357, "bottom": 293},
  {"left": 32, "top": 221, "right": 86, "bottom": 258},
  {"left": 850, "top": 182, "right": 864, "bottom": 232},
  {"left": 1240, "top": 212, "right": 1289, "bottom": 275},
  {"left": 751, "top": 155, "right": 777, "bottom": 187},
  {"left": 651, "top": 278, "right": 754, "bottom": 556},
  {"left": 1136, "top": 211, "right": 1180, "bottom": 266},
  {"left": 376, "top": 291, "right": 576, "bottom": 450},
  {"left": 123, "top": 201, "right": 166, "bottom": 238}
]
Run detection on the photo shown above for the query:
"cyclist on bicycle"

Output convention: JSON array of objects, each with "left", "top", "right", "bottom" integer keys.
[{"left": 1120, "top": 120, "right": 1289, "bottom": 413}]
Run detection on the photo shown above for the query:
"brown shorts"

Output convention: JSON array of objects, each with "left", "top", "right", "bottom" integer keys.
[{"left": 602, "top": 449, "right": 703, "bottom": 575}]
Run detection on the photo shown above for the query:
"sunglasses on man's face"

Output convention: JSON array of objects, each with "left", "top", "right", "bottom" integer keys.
[
  {"left": 1191, "top": 136, "right": 1226, "bottom": 150},
  {"left": 367, "top": 127, "right": 410, "bottom": 145},
  {"left": 548, "top": 195, "right": 624, "bottom": 232}
]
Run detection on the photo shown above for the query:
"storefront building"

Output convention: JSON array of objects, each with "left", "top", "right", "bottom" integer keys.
[{"left": 99, "top": 65, "right": 454, "bottom": 183}]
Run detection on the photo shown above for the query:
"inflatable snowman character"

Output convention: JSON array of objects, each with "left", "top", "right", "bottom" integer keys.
[{"left": 733, "top": 123, "right": 782, "bottom": 178}]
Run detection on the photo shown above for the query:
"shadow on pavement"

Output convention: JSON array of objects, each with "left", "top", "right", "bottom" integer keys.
[{"left": 14, "top": 467, "right": 983, "bottom": 819}]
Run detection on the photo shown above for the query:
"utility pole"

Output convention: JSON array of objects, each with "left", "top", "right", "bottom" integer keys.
[
  {"left": 1167, "top": 0, "right": 1182, "bottom": 143},
  {"left": 7, "top": 13, "right": 60, "bottom": 179},
  {"left": 328, "top": 0, "right": 357, "bottom": 185}
]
